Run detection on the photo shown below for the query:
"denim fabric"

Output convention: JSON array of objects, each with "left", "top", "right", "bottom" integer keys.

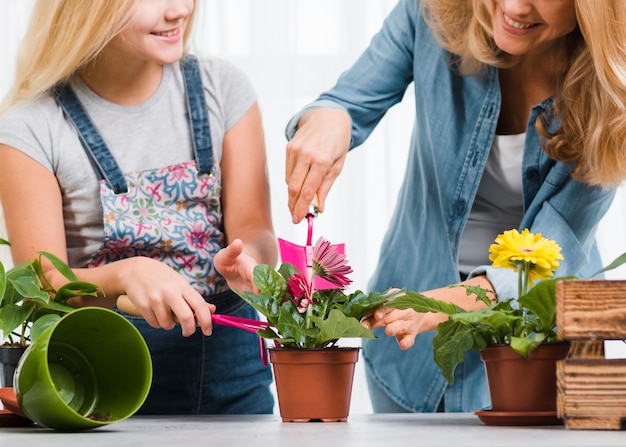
[
  {"left": 181, "top": 55, "right": 214, "bottom": 176},
  {"left": 286, "top": 0, "right": 616, "bottom": 412},
  {"left": 54, "top": 84, "right": 128, "bottom": 194}
]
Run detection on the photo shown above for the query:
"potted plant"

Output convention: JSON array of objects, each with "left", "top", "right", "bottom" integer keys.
[
  {"left": 0, "top": 238, "right": 100, "bottom": 387},
  {"left": 235, "top": 236, "right": 403, "bottom": 422},
  {"left": 385, "top": 229, "right": 626, "bottom": 423}
]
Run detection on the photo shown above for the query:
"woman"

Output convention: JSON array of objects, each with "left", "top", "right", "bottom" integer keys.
[
  {"left": 0, "top": 0, "right": 276, "bottom": 414},
  {"left": 284, "top": 0, "right": 626, "bottom": 412}
]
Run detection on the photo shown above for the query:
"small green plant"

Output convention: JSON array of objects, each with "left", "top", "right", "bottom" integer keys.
[
  {"left": 235, "top": 237, "right": 403, "bottom": 348},
  {"left": 0, "top": 238, "right": 100, "bottom": 346},
  {"left": 385, "top": 229, "right": 626, "bottom": 384}
]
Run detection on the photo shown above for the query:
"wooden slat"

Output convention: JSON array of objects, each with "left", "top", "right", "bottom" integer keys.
[
  {"left": 567, "top": 340, "right": 605, "bottom": 358},
  {"left": 556, "top": 280, "right": 626, "bottom": 340},
  {"left": 552, "top": 280, "right": 626, "bottom": 429},
  {"left": 564, "top": 418, "right": 626, "bottom": 430},
  {"left": 558, "top": 358, "right": 626, "bottom": 429}
]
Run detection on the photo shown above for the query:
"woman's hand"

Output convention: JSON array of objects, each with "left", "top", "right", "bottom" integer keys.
[
  {"left": 362, "top": 307, "right": 448, "bottom": 350},
  {"left": 214, "top": 238, "right": 258, "bottom": 293},
  {"left": 361, "top": 276, "right": 495, "bottom": 350},
  {"left": 285, "top": 107, "right": 352, "bottom": 223}
]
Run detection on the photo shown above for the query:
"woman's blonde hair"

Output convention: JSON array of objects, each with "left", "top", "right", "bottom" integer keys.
[
  {"left": 422, "top": 0, "right": 626, "bottom": 187},
  {"left": 1, "top": 0, "right": 197, "bottom": 114}
]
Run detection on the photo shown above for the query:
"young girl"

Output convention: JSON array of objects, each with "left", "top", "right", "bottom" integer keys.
[{"left": 0, "top": 0, "right": 276, "bottom": 414}]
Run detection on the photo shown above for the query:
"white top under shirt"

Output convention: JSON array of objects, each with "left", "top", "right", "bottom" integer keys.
[{"left": 458, "top": 133, "right": 526, "bottom": 274}]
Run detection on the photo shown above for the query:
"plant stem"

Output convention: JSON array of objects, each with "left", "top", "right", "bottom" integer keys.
[
  {"left": 523, "top": 262, "right": 531, "bottom": 296},
  {"left": 305, "top": 304, "right": 312, "bottom": 329},
  {"left": 517, "top": 263, "right": 523, "bottom": 298}
]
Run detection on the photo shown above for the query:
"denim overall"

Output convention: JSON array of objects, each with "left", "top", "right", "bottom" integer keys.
[{"left": 54, "top": 56, "right": 274, "bottom": 414}]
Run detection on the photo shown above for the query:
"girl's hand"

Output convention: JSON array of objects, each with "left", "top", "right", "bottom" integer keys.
[
  {"left": 119, "top": 257, "right": 215, "bottom": 337},
  {"left": 214, "top": 238, "right": 258, "bottom": 293}
]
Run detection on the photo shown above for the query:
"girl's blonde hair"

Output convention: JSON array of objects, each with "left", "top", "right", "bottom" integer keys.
[
  {"left": 1, "top": 0, "right": 196, "bottom": 114},
  {"left": 422, "top": 0, "right": 626, "bottom": 188}
]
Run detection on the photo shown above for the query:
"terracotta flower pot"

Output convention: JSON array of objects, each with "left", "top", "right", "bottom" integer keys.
[
  {"left": 269, "top": 347, "right": 359, "bottom": 422},
  {"left": 480, "top": 342, "right": 570, "bottom": 412}
]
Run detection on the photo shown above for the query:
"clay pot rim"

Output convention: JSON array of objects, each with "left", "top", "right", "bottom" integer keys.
[
  {"left": 480, "top": 341, "right": 570, "bottom": 362},
  {"left": 268, "top": 346, "right": 361, "bottom": 352}
]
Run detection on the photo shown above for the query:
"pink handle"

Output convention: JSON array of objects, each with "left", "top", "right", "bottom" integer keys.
[{"left": 212, "top": 314, "right": 270, "bottom": 332}]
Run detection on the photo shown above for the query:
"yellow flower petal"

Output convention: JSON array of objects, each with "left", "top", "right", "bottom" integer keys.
[{"left": 488, "top": 228, "right": 563, "bottom": 283}]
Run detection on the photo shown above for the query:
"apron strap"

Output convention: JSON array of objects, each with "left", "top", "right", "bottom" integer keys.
[
  {"left": 53, "top": 84, "right": 128, "bottom": 194},
  {"left": 53, "top": 55, "right": 214, "bottom": 192},
  {"left": 180, "top": 55, "right": 214, "bottom": 176}
]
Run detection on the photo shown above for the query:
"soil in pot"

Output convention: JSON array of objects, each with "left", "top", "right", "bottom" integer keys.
[
  {"left": 480, "top": 342, "right": 570, "bottom": 413},
  {"left": 269, "top": 347, "right": 359, "bottom": 422}
]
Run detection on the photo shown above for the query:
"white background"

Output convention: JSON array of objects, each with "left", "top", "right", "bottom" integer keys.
[{"left": 1, "top": 1, "right": 625, "bottom": 414}]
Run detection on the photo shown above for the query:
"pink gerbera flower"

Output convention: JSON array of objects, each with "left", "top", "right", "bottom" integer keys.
[
  {"left": 287, "top": 272, "right": 312, "bottom": 313},
  {"left": 312, "top": 237, "right": 353, "bottom": 288}
]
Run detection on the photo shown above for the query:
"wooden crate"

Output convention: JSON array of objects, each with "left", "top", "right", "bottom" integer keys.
[{"left": 556, "top": 280, "right": 626, "bottom": 429}]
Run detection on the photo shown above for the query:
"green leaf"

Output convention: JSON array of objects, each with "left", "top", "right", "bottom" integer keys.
[
  {"left": 53, "top": 281, "right": 100, "bottom": 303},
  {"left": 590, "top": 251, "right": 626, "bottom": 277},
  {"left": 451, "top": 308, "right": 520, "bottom": 334},
  {"left": 509, "top": 333, "right": 546, "bottom": 357},
  {"left": 275, "top": 301, "right": 316, "bottom": 346},
  {"left": 432, "top": 319, "right": 487, "bottom": 384},
  {"left": 310, "top": 308, "right": 376, "bottom": 345},
  {"left": 385, "top": 291, "right": 462, "bottom": 316},
  {"left": 253, "top": 264, "right": 288, "bottom": 299},
  {"left": 342, "top": 288, "right": 405, "bottom": 319},
  {"left": 0, "top": 261, "right": 6, "bottom": 305},
  {"left": 10, "top": 275, "right": 49, "bottom": 302},
  {"left": 277, "top": 263, "right": 299, "bottom": 281},
  {"left": 237, "top": 290, "right": 280, "bottom": 323},
  {"left": 38, "top": 300, "right": 76, "bottom": 314},
  {"left": 455, "top": 284, "right": 495, "bottom": 306},
  {"left": 0, "top": 302, "right": 35, "bottom": 338},
  {"left": 255, "top": 326, "right": 294, "bottom": 345},
  {"left": 517, "top": 279, "right": 558, "bottom": 333},
  {"left": 38, "top": 251, "right": 78, "bottom": 281}
]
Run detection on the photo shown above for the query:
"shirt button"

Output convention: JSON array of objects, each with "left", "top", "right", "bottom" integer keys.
[
  {"left": 526, "top": 169, "right": 539, "bottom": 181},
  {"left": 472, "top": 152, "right": 479, "bottom": 167},
  {"left": 456, "top": 200, "right": 465, "bottom": 215}
]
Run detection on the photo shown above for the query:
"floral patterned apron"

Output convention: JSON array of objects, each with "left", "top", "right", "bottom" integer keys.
[{"left": 54, "top": 55, "right": 239, "bottom": 312}]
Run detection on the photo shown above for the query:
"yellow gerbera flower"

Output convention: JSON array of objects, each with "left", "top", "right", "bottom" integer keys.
[{"left": 488, "top": 228, "right": 563, "bottom": 294}]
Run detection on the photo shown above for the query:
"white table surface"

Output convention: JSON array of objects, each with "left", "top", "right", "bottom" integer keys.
[{"left": 2, "top": 413, "right": 626, "bottom": 447}]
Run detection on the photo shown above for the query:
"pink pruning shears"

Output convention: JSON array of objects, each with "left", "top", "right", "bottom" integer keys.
[{"left": 115, "top": 295, "right": 276, "bottom": 366}]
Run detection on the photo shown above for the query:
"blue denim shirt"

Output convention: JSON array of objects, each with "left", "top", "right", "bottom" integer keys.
[{"left": 286, "top": 0, "right": 616, "bottom": 412}]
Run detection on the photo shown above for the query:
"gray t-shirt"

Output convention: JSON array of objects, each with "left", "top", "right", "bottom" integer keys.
[{"left": 0, "top": 56, "right": 256, "bottom": 267}]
